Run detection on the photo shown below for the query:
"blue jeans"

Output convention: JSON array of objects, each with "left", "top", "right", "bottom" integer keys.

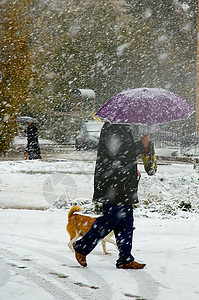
[{"left": 74, "top": 203, "right": 134, "bottom": 266}]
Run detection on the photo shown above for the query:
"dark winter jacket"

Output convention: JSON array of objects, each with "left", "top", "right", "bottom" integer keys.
[
  {"left": 26, "top": 124, "right": 41, "bottom": 159},
  {"left": 93, "top": 122, "right": 145, "bottom": 205}
]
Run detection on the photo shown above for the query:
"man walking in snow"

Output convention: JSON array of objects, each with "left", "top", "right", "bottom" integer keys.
[{"left": 74, "top": 122, "right": 149, "bottom": 269}]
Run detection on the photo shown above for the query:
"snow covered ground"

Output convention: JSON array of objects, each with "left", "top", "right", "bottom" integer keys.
[{"left": 0, "top": 146, "right": 199, "bottom": 300}]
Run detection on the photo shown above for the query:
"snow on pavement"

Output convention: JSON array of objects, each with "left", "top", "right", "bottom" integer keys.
[
  {"left": 1, "top": 209, "right": 199, "bottom": 300},
  {"left": 0, "top": 154, "right": 199, "bottom": 299}
]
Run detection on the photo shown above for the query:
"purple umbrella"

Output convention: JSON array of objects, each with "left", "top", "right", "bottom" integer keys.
[{"left": 96, "top": 88, "right": 195, "bottom": 125}]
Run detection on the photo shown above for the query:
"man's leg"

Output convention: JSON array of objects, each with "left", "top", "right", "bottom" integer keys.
[
  {"left": 74, "top": 204, "right": 122, "bottom": 256},
  {"left": 114, "top": 205, "right": 134, "bottom": 267},
  {"left": 114, "top": 205, "right": 146, "bottom": 269}
]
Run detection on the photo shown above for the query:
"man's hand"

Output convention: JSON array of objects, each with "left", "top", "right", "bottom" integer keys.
[{"left": 141, "top": 134, "right": 150, "bottom": 151}]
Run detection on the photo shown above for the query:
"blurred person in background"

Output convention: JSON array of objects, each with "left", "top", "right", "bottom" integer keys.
[{"left": 24, "top": 122, "right": 41, "bottom": 160}]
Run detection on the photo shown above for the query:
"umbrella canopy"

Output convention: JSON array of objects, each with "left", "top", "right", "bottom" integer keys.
[
  {"left": 15, "top": 116, "right": 39, "bottom": 124},
  {"left": 96, "top": 88, "right": 195, "bottom": 125}
]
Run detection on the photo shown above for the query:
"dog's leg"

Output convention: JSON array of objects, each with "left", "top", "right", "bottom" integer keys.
[
  {"left": 104, "top": 237, "right": 117, "bottom": 249},
  {"left": 102, "top": 231, "right": 118, "bottom": 253},
  {"left": 101, "top": 239, "right": 111, "bottom": 255},
  {"left": 101, "top": 231, "right": 116, "bottom": 255}
]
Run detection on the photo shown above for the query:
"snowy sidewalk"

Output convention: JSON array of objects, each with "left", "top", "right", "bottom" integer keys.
[
  {"left": 0, "top": 209, "right": 199, "bottom": 300},
  {"left": 0, "top": 151, "right": 199, "bottom": 299}
]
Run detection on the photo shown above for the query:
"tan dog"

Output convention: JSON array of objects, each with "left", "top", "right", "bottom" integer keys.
[{"left": 66, "top": 205, "right": 117, "bottom": 255}]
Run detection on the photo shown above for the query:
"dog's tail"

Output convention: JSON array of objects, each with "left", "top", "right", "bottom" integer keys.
[{"left": 68, "top": 205, "right": 83, "bottom": 219}]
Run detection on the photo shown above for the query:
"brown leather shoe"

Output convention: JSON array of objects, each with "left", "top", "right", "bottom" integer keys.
[
  {"left": 117, "top": 260, "right": 146, "bottom": 269},
  {"left": 75, "top": 251, "right": 87, "bottom": 267}
]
